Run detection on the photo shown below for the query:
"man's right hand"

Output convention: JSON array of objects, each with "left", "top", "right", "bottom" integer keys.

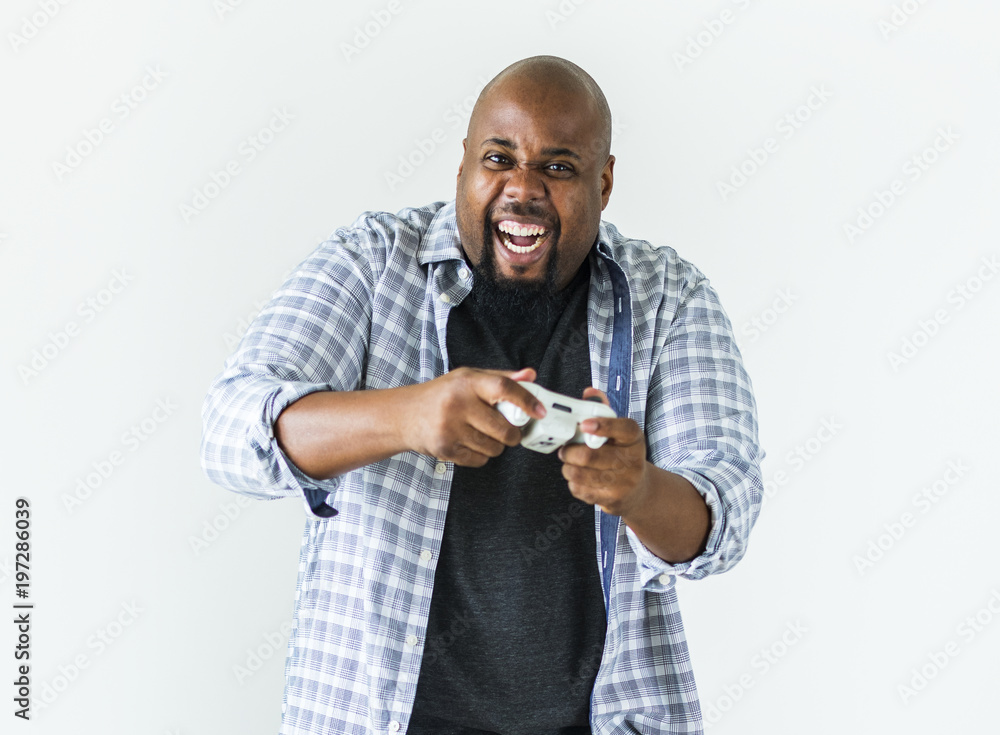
[
  {"left": 399, "top": 367, "right": 546, "bottom": 467},
  {"left": 275, "top": 366, "right": 547, "bottom": 481}
]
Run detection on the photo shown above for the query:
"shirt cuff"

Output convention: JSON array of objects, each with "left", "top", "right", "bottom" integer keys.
[
  {"left": 623, "top": 467, "right": 725, "bottom": 589},
  {"left": 258, "top": 381, "right": 341, "bottom": 518}
]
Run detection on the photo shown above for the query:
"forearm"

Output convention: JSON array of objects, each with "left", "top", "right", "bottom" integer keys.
[
  {"left": 620, "top": 463, "right": 711, "bottom": 565},
  {"left": 275, "top": 367, "right": 544, "bottom": 481},
  {"left": 274, "top": 385, "right": 420, "bottom": 481}
]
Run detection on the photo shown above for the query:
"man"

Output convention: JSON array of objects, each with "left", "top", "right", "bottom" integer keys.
[{"left": 201, "top": 55, "right": 763, "bottom": 734}]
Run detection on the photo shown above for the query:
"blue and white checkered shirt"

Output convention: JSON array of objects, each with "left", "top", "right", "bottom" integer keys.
[{"left": 200, "top": 200, "right": 763, "bottom": 735}]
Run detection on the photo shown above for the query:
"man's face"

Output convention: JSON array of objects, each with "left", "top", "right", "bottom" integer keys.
[{"left": 455, "top": 80, "right": 614, "bottom": 294}]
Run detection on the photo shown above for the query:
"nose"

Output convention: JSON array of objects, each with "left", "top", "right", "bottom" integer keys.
[{"left": 502, "top": 163, "right": 546, "bottom": 203}]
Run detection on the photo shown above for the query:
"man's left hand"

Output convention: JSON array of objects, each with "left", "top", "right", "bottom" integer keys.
[{"left": 557, "top": 387, "right": 649, "bottom": 517}]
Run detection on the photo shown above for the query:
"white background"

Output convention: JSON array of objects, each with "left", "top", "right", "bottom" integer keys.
[{"left": 2, "top": 1, "right": 998, "bottom": 733}]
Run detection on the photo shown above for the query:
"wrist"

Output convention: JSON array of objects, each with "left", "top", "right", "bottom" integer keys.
[
  {"left": 390, "top": 382, "right": 426, "bottom": 455},
  {"left": 619, "top": 460, "right": 655, "bottom": 522}
]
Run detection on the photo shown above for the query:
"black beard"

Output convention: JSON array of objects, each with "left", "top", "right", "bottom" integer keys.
[{"left": 467, "top": 216, "right": 562, "bottom": 323}]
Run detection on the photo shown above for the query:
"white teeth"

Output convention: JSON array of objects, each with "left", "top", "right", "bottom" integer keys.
[
  {"left": 497, "top": 221, "right": 546, "bottom": 237},
  {"left": 495, "top": 220, "right": 550, "bottom": 254},
  {"left": 500, "top": 232, "right": 543, "bottom": 254}
]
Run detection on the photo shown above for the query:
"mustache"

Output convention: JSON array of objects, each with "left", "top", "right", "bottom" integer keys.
[{"left": 488, "top": 203, "right": 556, "bottom": 227}]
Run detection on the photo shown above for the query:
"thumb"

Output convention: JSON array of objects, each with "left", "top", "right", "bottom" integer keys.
[
  {"left": 582, "top": 386, "right": 610, "bottom": 406},
  {"left": 508, "top": 367, "right": 537, "bottom": 382}
]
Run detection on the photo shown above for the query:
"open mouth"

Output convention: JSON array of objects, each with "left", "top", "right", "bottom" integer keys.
[{"left": 495, "top": 220, "right": 551, "bottom": 254}]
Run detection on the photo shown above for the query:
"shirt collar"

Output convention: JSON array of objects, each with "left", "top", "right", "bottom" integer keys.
[
  {"left": 417, "top": 198, "right": 620, "bottom": 267},
  {"left": 416, "top": 200, "right": 466, "bottom": 266},
  {"left": 594, "top": 221, "right": 618, "bottom": 263}
]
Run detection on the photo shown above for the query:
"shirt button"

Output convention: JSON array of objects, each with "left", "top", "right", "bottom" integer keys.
[
  {"left": 389, "top": 721, "right": 400, "bottom": 732},
  {"left": 405, "top": 634, "right": 418, "bottom": 646},
  {"left": 658, "top": 573, "right": 671, "bottom": 585},
  {"left": 420, "top": 549, "right": 432, "bottom": 562},
  {"left": 434, "top": 462, "right": 447, "bottom": 476},
  {"left": 458, "top": 267, "right": 470, "bottom": 280},
  {"left": 440, "top": 293, "right": 451, "bottom": 303}
]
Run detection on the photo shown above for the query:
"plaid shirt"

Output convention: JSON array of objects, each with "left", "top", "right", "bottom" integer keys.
[{"left": 200, "top": 200, "right": 763, "bottom": 735}]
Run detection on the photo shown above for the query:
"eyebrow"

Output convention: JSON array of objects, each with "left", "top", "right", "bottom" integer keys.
[{"left": 480, "top": 137, "right": 582, "bottom": 161}]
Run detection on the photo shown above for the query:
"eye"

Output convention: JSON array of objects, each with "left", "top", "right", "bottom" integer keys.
[
  {"left": 483, "top": 153, "right": 512, "bottom": 167},
  {"left": 546, "top": 162, "right": 575, "bottom": 175}
]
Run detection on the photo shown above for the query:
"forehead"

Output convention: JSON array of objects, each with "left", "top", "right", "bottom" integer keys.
[{"left": 469, "top": 81, "right": 601, "bottom": 158}]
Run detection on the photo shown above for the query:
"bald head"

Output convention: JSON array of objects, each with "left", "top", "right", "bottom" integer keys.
[
  {"left": 469, "top": 55, "right": 612, "bottom": 161},
  {"left": 454, "top": 55, "right": 615, "bottom": 295}
]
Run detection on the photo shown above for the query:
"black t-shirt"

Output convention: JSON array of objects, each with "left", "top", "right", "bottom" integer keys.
[{"left": 408, "top": 259, "right": 606, "bottom": 735}]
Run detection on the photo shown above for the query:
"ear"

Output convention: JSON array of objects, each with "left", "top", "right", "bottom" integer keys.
[
  {"left": 600, "top": 154, "right": 615, "bottom": 210},
  {"left": 457, "top": 138, "right": 467, "bottom": 179}
]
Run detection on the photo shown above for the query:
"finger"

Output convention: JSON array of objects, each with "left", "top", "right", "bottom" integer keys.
[
  {"left": 476, "top": 371, "right": 547, "bottom": 419},
  {"left": 581, "top": 386, "right": 610, "bottom": 406},
  {"left": 509, "top": 367, "right": 537, "bottom": 382},
  {"left": 562, "top": 462, "right": 621, "bottom": 495},
  {"left": 455, "top": 423, "right": 509, "bottom": 458},
  {"left": 578, "top": 416, "right": 642, "bottom": 444},
  {"left": 480, "top": 366, "right": 537, "bottom": 384},
  {"left": 447, "top": 445, "right": 493, "bottom": 468},
  {"left": 558, "top": 443, "right": 601, "bottom": 468},
  {"left": 468, "top": 404, "right": 524, "bottom": 447},
  {"left": 558, "top": 442, "right": 626, "bottom": 472}
]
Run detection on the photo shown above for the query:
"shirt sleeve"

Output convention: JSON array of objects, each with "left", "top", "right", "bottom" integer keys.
[
  {"left": 199, "top": 224, "right": 380, "bottom": 519},
  {"left": 628, "top": 271, "right": 764, "bottom": 586}
]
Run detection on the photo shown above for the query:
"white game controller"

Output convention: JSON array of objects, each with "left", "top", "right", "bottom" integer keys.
[{"left": 496, "top": 381, "right": 617, "bottom": 454}]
